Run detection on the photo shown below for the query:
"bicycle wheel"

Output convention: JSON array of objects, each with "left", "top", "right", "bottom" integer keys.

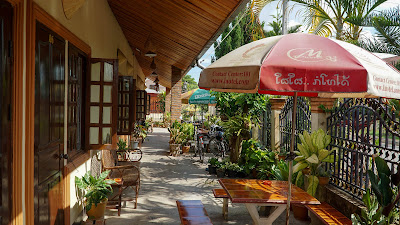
[
  {"left": 208, "top": 137, "right": 221, "bottom": 157},
  {"left": 220, "top": 140, "right": 229, "bottom": 157}
]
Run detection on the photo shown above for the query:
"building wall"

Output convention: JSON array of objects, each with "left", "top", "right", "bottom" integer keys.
[
  {"left": 33, "top": 0, "right": 146, "bottom": 88},
  {"left": 31, "top": 0, "right": 145, "bottom": 223}
]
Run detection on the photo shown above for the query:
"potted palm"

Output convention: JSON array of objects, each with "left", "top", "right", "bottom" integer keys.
[
  {"left": 117, "top": 138, "right": 128, "bottom": 160},
  {"left": 75, "top": 170, "right": 116, "bottom": 220},
  {"left": 169, "top": 127, "right": 184, "bottom": 156}
]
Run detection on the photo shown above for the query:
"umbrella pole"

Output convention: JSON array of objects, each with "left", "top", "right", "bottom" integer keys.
[{"left": 286, "top": 92, "right": 298, "bottom": 225}]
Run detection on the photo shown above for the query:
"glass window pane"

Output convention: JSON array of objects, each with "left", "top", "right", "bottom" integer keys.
[
  {"left": 103, "top": 106, "right": 111, "bottom": 124},
  {"left": 103, "top": 85, "right": 112, "bottom": 103},
  {"left": 102, "top": 127, "right": 112, "bottom": 144},
  {"left": 104, "top": 63, "right": 113, "bottom": 82},
  {"left": 90, "top": 85, "right": 100, "bottom": 103},
  {"left": 90, "top": 106, "right": 100, "bottom": 123},
  {"left": 89, "top": 127, "right": 99, "bottom": 145},
  {"left": 91, "top": 63, "right": 100, "bottom": 81}
]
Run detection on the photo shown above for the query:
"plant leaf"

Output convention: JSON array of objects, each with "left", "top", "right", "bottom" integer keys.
[
  {"left": 306, "top": 154, "right": 319, "bottom": 164},
  {"left": 307, "top": 175, "right": 319, "bottom": 197}
]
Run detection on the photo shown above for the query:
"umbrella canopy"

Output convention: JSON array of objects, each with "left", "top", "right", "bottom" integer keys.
[
  {"left": 199, "top": 33, "right": 400, "bottom": 99},
  {"left": 198, "top": 33, "right": 400, "bottom": 225},
  {"left": 181, "top": 88, "right": 197, "bottom": 104},
  {"left": 188, "top": 88, "right": 216, "bottom": 104}
]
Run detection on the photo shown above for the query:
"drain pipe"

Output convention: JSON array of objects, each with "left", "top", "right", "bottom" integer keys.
[{"left": 195, "top": 59, "right": 205, "bottom": 69}]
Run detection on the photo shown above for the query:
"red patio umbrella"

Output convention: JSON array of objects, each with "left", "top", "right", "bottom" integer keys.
[{"left": 199, "top": 33, "right": 400, "bottom": 224}]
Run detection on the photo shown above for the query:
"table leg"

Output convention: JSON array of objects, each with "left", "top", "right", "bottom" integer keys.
[
  {"left": 245, "top": 204, "right": 286, "bottom": 225},
  {"left": 118, "top": 186, "right": 122, "bottom": 216},
  {"left": 222, "top": 198, "right": 228, "bottom": 220}
]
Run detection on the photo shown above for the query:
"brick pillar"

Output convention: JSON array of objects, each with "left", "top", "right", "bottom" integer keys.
[
  {"left": 170, "top": 66, "right": 182, "bottom": 122},
  {"left": 270, "top": 98, "right": 286, "bottom": 151},
  {"left": 309, "top": 98, "right": 336, "bottom": 132},
  {"left": 165, "top": 87, "right": 171, "bottom": 114}
]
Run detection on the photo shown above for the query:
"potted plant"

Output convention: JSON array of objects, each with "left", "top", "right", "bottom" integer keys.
[
  {"left": 169, "top": 127, "right": 184, "bottom": 156},
  {"left": 117, "top": 138, "right": 128, "bottom": 160},
  {"left": 292, "top": 129, "right": 337, "bottom": 220},
  {"left": 216, "top": 163, "right": 226, "bottom": 178},
  {"left": 180, "top": 123, "right": 194, "bottom": 153},
  {"left": 208, "top": 157, "right": 219, "bottom": 175},
  {"left": 75, "top": 170, "right": 116, "bottom": 220},
  {"left": 226, "top": 162, "right": 241, "bottom": 178},
  {"left": 317, "top": 165, "right": 332, "bottom": 186},
  {"left": 131, "top": 124, "right": 140, "bottom": 149}
]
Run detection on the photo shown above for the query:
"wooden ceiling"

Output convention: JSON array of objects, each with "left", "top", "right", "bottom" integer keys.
[{"left": 107, "top": 0, "right": 247, "bottom": 88}]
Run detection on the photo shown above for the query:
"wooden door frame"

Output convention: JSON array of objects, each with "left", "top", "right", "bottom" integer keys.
[
  {"left": 25, "top": 2, "right": 91, "bottom": 225},
  {"left": 0, "top": 0, "right": 25, "bottom": 225}
]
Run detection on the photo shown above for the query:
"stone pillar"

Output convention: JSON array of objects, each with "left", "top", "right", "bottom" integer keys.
[
  {"left": 270, "top": 98, "right": 286, "bottom": 151},
  {"left": 309, "top": 98, "right": 336, "bottom": 132},
  {"left": 165, "top": 87, "right": 171, "bottom": 114},
  {"left": 170, "top": 66, "right": 182, "bottom": 122}
]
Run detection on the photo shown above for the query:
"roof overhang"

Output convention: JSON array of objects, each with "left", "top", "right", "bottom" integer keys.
[{"left": 107, "top": 0, "right": 249, "bottom": 88}]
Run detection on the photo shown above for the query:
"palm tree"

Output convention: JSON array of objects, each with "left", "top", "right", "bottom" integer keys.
[
  {"left": 353, "top": 7, "right": 400, "bottom": 55},
  {"left": 265, "top": 11, "right": 302, "bottom": 37},
  {"left": 290, "top": 0, "right": 388, "bottom": 40},
  {"left": 248, "top": 0, "right": 277, "bottom": 40}
]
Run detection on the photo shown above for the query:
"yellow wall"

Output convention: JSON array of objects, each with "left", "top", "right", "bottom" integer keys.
[{"left": 33, "top": 0, "right": 146, "bottom": 87}]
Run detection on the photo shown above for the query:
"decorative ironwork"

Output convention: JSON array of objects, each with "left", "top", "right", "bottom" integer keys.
[
  {"left": 279, "top": 97, "right": 311, "bottom": 154},
  {"left": 260, "top": 103, "right": 272, "bottom": 149},
  {"left": 327, "top": 98, "right": 400, "bottom": 201}
]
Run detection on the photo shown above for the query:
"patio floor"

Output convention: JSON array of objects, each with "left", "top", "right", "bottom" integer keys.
[{"left": 104, "top": 127, "right": 309, "bottom": 225}]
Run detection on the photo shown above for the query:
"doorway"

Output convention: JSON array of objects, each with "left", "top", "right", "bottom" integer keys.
[
  {"left": 0, "top": 1, "right": 13, "bottom": 224},
  {"left": 34, "top": 22, "right": 65, "bottom": 225}
]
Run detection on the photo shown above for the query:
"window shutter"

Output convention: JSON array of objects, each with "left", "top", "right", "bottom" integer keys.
[{"left": 87, "top": 59, "right": 118, "bottom": 149}]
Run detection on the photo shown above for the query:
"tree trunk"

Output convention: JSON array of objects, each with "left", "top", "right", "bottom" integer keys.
[{"left": 230, "top": 136, "right": 242, "bottom": 163}]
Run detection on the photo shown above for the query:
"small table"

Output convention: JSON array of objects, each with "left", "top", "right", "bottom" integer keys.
[
  {"left": 106, "top": 178, "right": 124, "bottom": 216},
  {"left": 219, "top": 179, "right": 320, "bottom": 225}
]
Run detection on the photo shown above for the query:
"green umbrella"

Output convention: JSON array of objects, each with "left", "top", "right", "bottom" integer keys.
[{"left": 188, "top": 89, "right": 216, "bottom": 104}]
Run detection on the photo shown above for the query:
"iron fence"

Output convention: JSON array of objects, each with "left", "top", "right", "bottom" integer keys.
[
  {"left": 279, "top": 97, "right": 311, "bottom": 154},
  {"left": 260, "top": 103, "right": 272, "bottom": 149},
  {"left": 327, "top": 98, "right": 400, "bottom": 200}
]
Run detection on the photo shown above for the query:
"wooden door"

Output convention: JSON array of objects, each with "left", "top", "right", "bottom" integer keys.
[
  {"left": 0, "top": 1, "right": 13, "bottom": 224},
  {"left": 34, "top": 23, "right": 65, "bottom": 225}
]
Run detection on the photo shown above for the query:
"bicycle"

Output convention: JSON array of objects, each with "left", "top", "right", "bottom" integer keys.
[{"left": 208, "top": 131, "right": 229, "bottom": 158}]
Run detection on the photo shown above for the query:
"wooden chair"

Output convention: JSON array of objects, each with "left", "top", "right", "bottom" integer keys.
[{"left": 101, "top": 149, "right": 140, "bottom": 209}]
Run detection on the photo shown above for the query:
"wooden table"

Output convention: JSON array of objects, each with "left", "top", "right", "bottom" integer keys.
[
  {"left": 106, "top": 178, "right": 124, "bottom": 216},
  {"left": 218, "top": 179, "right": 320, "bottom": 225}
]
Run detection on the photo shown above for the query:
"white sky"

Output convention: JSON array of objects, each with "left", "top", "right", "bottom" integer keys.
[{"left": 188, "top": 0, "right": 400, "bottom": 82}]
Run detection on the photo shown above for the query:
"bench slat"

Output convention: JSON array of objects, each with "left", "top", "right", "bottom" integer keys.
[
  {"left": 306, "top": 202, "right": 351, "bottom": 225},
  {"left": 176, "top": 200, "right": 213, "bottom": 225}
]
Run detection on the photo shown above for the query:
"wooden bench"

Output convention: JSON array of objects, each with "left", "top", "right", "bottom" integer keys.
[
  {"left": 212, "top": 189, "right": 229, "bottom": 220},
  {"left": 176, "top": 200, "right": 213, "bottom": 225},
  {"left": 306, "top": 202, "right": 352, "bottom": 225}
]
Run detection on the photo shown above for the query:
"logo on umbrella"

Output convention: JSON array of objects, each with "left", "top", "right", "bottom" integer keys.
[{"left": 287, "top": 48, "right": 337, "bottom": 63}]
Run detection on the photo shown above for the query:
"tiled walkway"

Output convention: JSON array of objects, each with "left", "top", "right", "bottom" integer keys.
[{"left": 105, "top": 128, "right": 309, "bottom": 224}]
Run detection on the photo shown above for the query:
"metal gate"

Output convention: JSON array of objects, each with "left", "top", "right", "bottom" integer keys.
[
  {"left": 279, "top": 97, "right": 311, "bottom": 154},
  {"left": 260, "top": 103, "right": 272, "bottom": 149},
  {"left": 327, "top": 98, "right": 400, "bottom": 200}
]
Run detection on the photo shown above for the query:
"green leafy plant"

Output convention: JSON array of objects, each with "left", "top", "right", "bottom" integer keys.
[
  {"left": 221, "top": 114, "right": 253, "bottom": 162},
  {"left": 352, "top": 156, "right": 400, "bottom": 224},
  {"left": 293, "top": 129, "right": 337, "bottom": 196},
  {"left": 75, "top": 170, "right": 116, "bottom": 211},
  {"left": 169, "top": 127, "right": 185, "bottom": 145},
  {"left": 208, "top": 157, "right": 220, "bottom": 166},
  {"left": 239, "top": 139, "right": 275, "bottom": 176},
  {"left": 117, "top": 138, "right": 127, "bottom": 151},
  {"left": 225, "top": 162, "right": 242, "bottom": 172},
  {"left": 180, "top": 123, "right": 194, "bottom": 142}
]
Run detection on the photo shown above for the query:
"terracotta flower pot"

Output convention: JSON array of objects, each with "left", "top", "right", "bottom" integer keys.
[
  {"left": 182, "top": 145, "right": 190, "bottom": 153},
  {"left": 318, "top": 176, "right": 330, "bottom": 186},
  {"left": 169, "top": 144, "right": 180, "bottom": 156},
  {"left": 292, "top": 204, "right": 309, "bottom": 221},
  {"left": 86, "top": 199, "right": 107, "bottom": 220},
  {"left": 278, "top": 155, "right": 286, "bottom": 160}
]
